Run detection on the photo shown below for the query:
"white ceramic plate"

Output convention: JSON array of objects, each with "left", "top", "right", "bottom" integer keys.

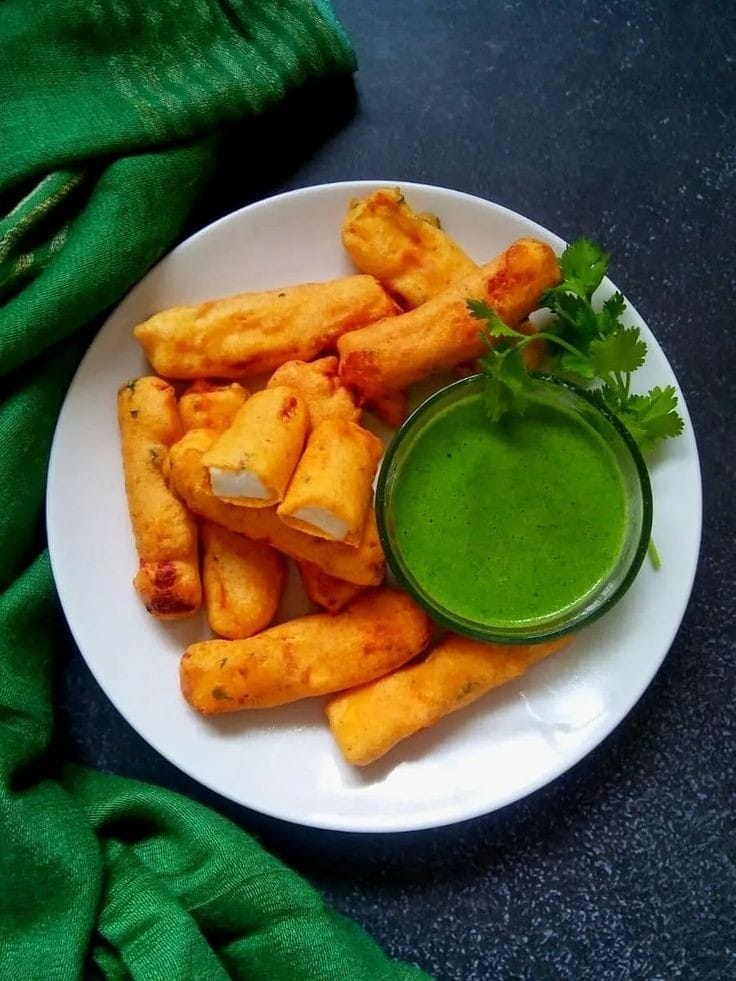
[{"left": 47, "top": 181, "right": 702, "bottom": 833}]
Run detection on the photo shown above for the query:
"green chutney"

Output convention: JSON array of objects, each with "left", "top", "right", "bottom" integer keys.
[{"left": 391, "top": 391, "right": 628, "bottom": 626}]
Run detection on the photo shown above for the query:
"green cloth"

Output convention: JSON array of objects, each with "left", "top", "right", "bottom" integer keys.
[{"left": 0, "top": 2, "right": 430, "bottom": 978}]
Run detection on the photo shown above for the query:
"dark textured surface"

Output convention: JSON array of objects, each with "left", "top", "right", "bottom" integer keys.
[{"left": 57, "top": 2, "right": 735, "bottom": 978}]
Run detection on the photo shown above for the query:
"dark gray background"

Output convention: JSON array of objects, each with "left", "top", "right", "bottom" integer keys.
[{"left": 59, "top": 2, "right": 736, "bottom": 978}]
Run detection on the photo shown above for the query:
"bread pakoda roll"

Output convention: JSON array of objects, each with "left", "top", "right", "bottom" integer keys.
[
  {"left": 179, "top": 380, "right": 249, "bottom": 432},
  {"left": 201, "top": 522, "right": 286, "bottom": 640},
  {"left": 297, "top": 561, "right": 366, "bottom": 613},
  {"left": 342, "top": 188, "right": 477, "bottom": 308},
  {"left": 277, "top": 419, "right": 383, "bottom": 545},
  {"left": 267, "top": 356, "right": 360, "bottom": 428},
  {"left": 201, "top": 386, "right": 308, "bottom": 508},
  {"left": 326, "top": 634, "right": 571, "bottom": 765},
  {"left": 167, "top": 429, "right": 385, "bottom": 586},
  {"left": 117, "top": 376, "right": 201, "bottom": 619},
  {"left": 338, "top": 239, "right": 560, "bottom": 401},
  {"left": 180, "top": 588, "right": 431, "bottom": 713},
  {"left": 134, "top": 275, "right": 399, "bottom": 379}
]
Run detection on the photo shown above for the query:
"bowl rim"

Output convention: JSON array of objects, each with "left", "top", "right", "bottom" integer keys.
[{"left": 375, "top": 372, "right": 654, "bottom": 644}]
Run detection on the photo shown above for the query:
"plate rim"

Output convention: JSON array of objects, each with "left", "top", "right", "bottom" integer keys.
[{"left": 46, "top": 179, "right": 703, "bottom": 833}]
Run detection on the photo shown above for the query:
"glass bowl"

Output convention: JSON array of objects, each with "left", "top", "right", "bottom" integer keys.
[{"left": 376, "top": 374, "right": 653, "bottom": 644}]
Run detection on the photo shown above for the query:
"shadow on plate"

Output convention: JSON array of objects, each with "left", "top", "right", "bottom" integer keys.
[
  {"left": 342, "top": 684, "right": 533, "bottom": 788},
  {"left": 340, "top": 640, "right": 594, "bottom": 787},
  {"left": 202, "top": 698, "right": 324, "bottom": 738}
]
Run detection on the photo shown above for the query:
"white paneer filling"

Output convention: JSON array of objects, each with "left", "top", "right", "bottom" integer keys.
[
  {"left": 292, "top": 506, "right": 349, "bottom": 541},
  {"left": 209, "top": 467, "right": 271, "bottom": 501}
]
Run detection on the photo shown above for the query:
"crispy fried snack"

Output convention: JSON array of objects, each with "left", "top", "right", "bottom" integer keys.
[
  {"left": 267, "top": 356, "right": 360, "bottom": 428},
  {"left": 338, "top": 239, "right": 560, "bottom": 401},
  {"left": 201, "top": 386, "right": 308, "bottom": 508},
  {"left": 180, "top": 588, "right": 431, "bottom": 713},
  {"left": 179, "top": 380, "right": 249, "bottom": 432},
  {"left": 134, "top": 275, "right": 399, "bottom": 379},
  {"left": 326, "top": 634, "right": 571, "bottom": 765},
  {"left": 342, "top": 188, "right": 477, "bottom": 308},
  {"left": 201, "top": 522, "right": 286, "bottom": 640},
  {"left": 277, "top": 419, "right": 383, "bottom": 545},
  {"left": 296, "top": 561, "right": 366, "bottom": 613},
  {"left": 117, "top": 377, "right": 201, "bottom": 619},
  {"left": 364, "top": 389, "right": 408, "bottom": 428},
  {"left": 167, "top": 429, "right": 385, "bottom": 585}
]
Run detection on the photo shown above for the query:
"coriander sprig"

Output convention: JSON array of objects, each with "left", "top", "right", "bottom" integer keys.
[{"left": 467, "top": 239, "right": 684, "bottom": 456}]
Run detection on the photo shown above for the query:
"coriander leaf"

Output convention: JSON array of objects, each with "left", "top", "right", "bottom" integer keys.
[
  {"left": 589, "top": 326, "right": 647, "bottom": 376},
  {"left": 593, "top": 382, "right": 624, "bottom": 414},
  {"left": 500, "top": 346, "right": 533, "bottom": 402},
  {"left": 603, "top": 384, "right": 684, "bottom": 453},
  {"left": 478, "top": 344, "right": 531, "bottom": 422},
  {"left": 466, "top": 299, "right": 521, "bottom": 338},
  {"left": 480, "top": 348, "right": 516, "bottom": 423},
  {"left": 597, "top": 291, "right": 626, "bottom": 334},
  {"left": 627, "top": 384, "right": 680, "bottom": 422},
  {"left": 542, "top": 290, "right": 600, "bottom": 343},
  {"left": 559, "top": 239, "right": 609, "bottom": 298},
  {"left": 622, "top": 385, "right": 684, "bottom": 451},
  {"left": 616, "top": 413, "right": 648, "bottom": 449},
  {"left": 559, "top": 350, "right": 596, "bottom": 378},
  {"left": 482, "top": 370, "right": 515, "bottom": 423}
]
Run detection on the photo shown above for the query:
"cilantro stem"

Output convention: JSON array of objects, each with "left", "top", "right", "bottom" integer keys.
[
  {"left": 518, "top": 331, "right": 586, "bottom": 360},
  {"left": 647, "top": 538, "right": 661, "bottom": 571}
]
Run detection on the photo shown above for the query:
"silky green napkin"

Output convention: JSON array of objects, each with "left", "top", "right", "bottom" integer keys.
[{"left": 0, "top": 2, "right": 430, "bottom": 977}]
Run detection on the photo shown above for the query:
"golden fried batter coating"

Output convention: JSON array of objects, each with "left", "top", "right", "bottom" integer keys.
[
  {"left": 364, "top": 389, "right": 408, "bottom": 428},
  {"left": 134, "top": 275, "right": 399, "bottom": 379},
  {"left": 117, "top": 376, "right": 201, "bottom": 619},
  {"left": 201, "top": 522, "right": 286, "bottom": 640},
  {"left": 296, "top": 561, "right": 366, "bottom": 613},
  {"left": 179, "top": 380, "right": 249, "bottom": 432},
  {"left": 342, "top": 188, "right": 477, "bottom": 308},
  {"left": 267, "top": 356, "right": 360, "bottom": 428},
  {"left": 180, "top": 588, "right": 431, "bottom": 713}
]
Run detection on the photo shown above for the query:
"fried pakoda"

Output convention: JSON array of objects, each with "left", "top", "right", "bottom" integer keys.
[
  {"left": 342, "top": 188, "right": 477, "bottom": 308},
  {"left": 277, "top": 419, "right": 383, "bottom": 545},
  {"left": 296, "top": 561, "right": 366, "bottom": 613},
  {"left": 134, "top": 276, "right": 399, "bottom": 380},
  {"left": 338, "top": 239, "right": 560, "bottom": 401},
  {"left": 267, "top": 356, "right": 360, "bottom": 428},
  {"left": 326, "top": 634, "right": 571, "bottom": 765},
  {"left": 117, "top": 377, "right": 201, "bottom": 619},
  {"left": 167, "top": 429, "right": 385, "bottom": 586},
  {"left": 364, "top": 389, "right": 408, "bottom": 428},
  {"left": 180, "top": 588, "right": 431, "bottom": 713},
  {"left": 179, "top": 380, "right": 249, "bottom": 432},
  {"left": 201, "top": 386, "right": 308, "bottom": 508},
  {"left": 201, "top": 522, "right": 286, "bottom": 640}
]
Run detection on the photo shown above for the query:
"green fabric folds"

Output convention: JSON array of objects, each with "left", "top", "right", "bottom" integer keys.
[{"left": 0, "top": 2, "right": 430, "bottom": 977}]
